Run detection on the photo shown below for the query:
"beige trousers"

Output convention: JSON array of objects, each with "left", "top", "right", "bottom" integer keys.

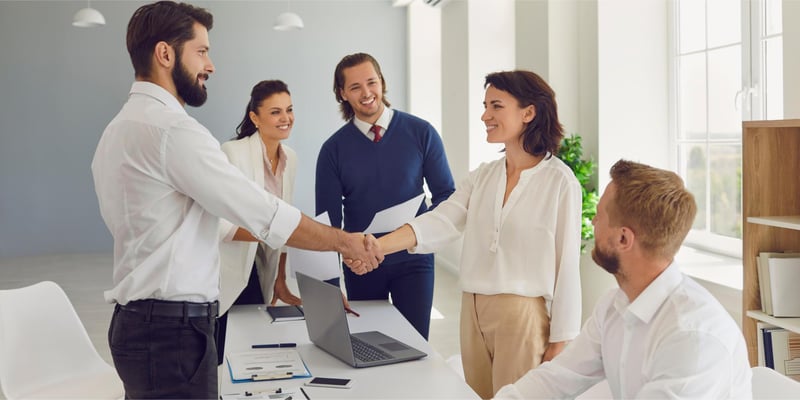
[{"left": 460, "top": 292, "right": 550, "bottom": 399}]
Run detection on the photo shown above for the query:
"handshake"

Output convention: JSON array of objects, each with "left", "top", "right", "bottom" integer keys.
[
  {"left": 337, "top": 224, "right": 416, "bottom": 274},
  {"left": 339, "top": 232, "right": 384, "bottom": 275}
]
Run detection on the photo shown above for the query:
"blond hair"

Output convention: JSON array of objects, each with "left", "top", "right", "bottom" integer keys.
[{"left": 608, "top": 159, "right": 697, "bottom": 259}]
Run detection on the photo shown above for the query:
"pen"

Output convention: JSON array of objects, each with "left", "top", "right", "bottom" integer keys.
[
  {"left": 300, "top": 387, "right": 311, "bottom": 400},
  {"left": 252, "top": 342, "right": 297, "bottom": 349},
  {"left": 344, "top": 306, "right": 360, "bottom": 317}
]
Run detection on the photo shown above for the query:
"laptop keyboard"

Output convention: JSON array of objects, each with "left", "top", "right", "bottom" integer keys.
[{"left": 351, "top": 336, "right": 392, "bottom": 362}]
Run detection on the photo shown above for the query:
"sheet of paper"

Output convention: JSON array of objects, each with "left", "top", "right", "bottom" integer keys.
[
  {"left": 287, "top": 212, "right": 340, "bottom": 281},
  {"left": 364, "top": 193, "right": 425, "bottom": 234},
  {"left": 227, "top": 348, "right": 310, "bottom": 382}
]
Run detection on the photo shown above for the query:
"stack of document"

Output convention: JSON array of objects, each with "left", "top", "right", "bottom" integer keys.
[{"left": 227, "top": 348, "right": 311, "bottom": 383}]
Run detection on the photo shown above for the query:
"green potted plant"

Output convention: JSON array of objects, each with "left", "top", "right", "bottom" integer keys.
[{"left": 558, "top": 134, "right": 599, "bottom": 252}]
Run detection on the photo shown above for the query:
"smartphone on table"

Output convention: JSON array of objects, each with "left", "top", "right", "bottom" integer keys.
[{"left": 304, "top": 377, "right": 352, "bottom": 389}]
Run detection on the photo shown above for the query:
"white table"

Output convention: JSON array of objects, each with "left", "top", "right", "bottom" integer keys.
[{"left": 218, "top": 301, "right": 479, "bottom": 399}]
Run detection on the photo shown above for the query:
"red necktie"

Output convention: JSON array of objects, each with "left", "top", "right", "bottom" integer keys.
[{"left": 370, "top": 124, "right": 382, "bottom": 143}]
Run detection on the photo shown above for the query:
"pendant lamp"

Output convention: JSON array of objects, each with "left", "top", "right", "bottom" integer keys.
[
  {"left": 273, "top": 1, "right": 304, "bottom": 31},
  {"left": 73, "top": 0, "right": 106, "bottom": 28}
]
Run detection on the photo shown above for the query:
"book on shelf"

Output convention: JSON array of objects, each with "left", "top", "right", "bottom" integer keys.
[
  {"left": 762, "top": 328, "right": 800, "bottom": 382},
  {"left": 759, "top": 323, "right": 781, "bottom": 369},
  {"left": 757, "top": 252, "right": 800, "bottom": 316},
  {"left": 757, "top": 322, "right": 777, "bottom": 368},
  {"left": 768, "top": 257, "right": 800, "bottom": 317},
  {"left": 265, "top": 305, "right": 304, "bottom": 322}
]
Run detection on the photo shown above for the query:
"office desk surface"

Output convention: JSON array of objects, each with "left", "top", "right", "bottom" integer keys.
[{"left": 219, "top": 301, "right": 479, "bottom": 399}]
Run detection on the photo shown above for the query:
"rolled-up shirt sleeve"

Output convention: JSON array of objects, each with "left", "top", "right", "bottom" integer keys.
[
  {"left": 261, "top": 200, "right": 301, "bottom": 249},
  {"left": 163, "top": 121, "right": 301, "bottom": 250}
]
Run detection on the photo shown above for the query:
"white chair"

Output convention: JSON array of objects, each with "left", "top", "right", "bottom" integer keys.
[
  {"left": 0, "top": 281, "right": 124, "bottom": 399},
  {"left": 752, "top": 366, "right": 800, "bottom": 399}
]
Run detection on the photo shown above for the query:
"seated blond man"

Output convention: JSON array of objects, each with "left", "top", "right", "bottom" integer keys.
[{"left": 495, "top": 159, "right": 751, "bottom": 399}]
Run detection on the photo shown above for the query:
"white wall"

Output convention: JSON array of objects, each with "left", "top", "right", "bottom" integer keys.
[
  {"left": 407, "top": 2, "right": 442, "bottom": 132},
  {"left": 515, "top": 0, "right": 550, "bottom": 80},
  {"left": 466, "top": 0, "right": 515, "bottom": 171},
  {"left": 783, "top": 0, "right": 800, "bottom": 118},
  {"left": 441, "top": 0, "right": 471, "bottom": 186},
  {"left": 547, "top": 0, "right": 581, "bottom": 133},
  {"left": 597, "top": 0, "right": 670, "bottom": 189}
]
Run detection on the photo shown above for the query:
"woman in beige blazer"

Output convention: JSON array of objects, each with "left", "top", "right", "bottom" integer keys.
[{"left": 216, "top": 80, "right": 299, "bottom": 361}]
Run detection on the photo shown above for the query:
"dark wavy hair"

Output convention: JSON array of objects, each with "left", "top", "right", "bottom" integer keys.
[
  {"left": 235, "top": 80, "right": 291, "bottom": 140},
  {"left": 333, "top": 53, "right": 390, "bottom": 121},
  {"left": 484, "top": 70, "right": 563, "bottom": 158},
  {"left": 126, "top": 1, "right": 213, "bottom": 79}
]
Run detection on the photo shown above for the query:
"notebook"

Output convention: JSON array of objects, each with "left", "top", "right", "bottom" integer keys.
[
  {"left": 295, "top": 272, "right": 427, "bottom": 368},
  {"left": 266, "top": 305, "right": 304, "bottom": 322}
]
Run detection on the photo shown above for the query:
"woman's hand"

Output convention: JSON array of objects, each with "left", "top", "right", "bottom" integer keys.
[
  {"left": 270, "top": 253, "right": 301, "bottom": 306},
  {"left": 271, "top": 278, "right": 301, "bottom": 306},
  {"left": 542, "top": 340, "right": 568, "bottom": 362}
]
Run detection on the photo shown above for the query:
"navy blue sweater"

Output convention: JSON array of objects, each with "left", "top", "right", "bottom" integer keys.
[{"left": 315, "top": 110, "right": 455, "bottom": 265}]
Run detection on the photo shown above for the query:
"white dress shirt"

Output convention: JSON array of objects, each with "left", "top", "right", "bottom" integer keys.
[
  {"left": 352, "top": 107, "right": 394, "bottom": 140},
  {"left": 495, "top": 263, "right": 753, "bottom": 399},
  {"left": 408, "top": 155, "right": 583, "bottom": 342},
  {"left": 92, "top": 82, "right": 301, "bottom": 305}
]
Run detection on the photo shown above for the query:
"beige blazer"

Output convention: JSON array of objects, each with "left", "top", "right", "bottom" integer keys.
[{"left": 218, "top": 134, "right": 296, "bottom": 314}]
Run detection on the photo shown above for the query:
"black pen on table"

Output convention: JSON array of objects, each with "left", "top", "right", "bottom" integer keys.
[
  {"left": 300, "top": 386, "right": 311, "bottom": 400},
  {"left": 251, "top": 342, "right": 297, "bottom": 349}
]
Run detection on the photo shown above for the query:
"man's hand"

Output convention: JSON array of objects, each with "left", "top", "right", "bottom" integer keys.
[{"left": 339, "top": 232, "right": 383, "bottom": 274}]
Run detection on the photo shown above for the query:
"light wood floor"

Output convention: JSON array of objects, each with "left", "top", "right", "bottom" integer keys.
[{"left": 0, "top": 253, "right": 462, "bottom": 398}]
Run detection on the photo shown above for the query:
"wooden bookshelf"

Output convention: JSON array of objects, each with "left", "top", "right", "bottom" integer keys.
[
  {"left": 742, "top": 119, "right": 800, "bottom": 366},
  {"left": 746, "top": 310, "right": 800, "bottom": 334}
]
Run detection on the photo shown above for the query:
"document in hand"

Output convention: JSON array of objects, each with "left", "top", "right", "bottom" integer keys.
[
  {"left": 266, "top": 305, "right": 304, "bottom": 322},
  {"left": 364, "top": 193, "right": 425, "bottom": 234},
  {"left": 227, "top": 348, "right": 311, "bottom": 383}
]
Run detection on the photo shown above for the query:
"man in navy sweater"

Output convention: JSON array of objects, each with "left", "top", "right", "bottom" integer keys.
[{"left": 316, "top": 53, "right": 455, "bottom": 339}]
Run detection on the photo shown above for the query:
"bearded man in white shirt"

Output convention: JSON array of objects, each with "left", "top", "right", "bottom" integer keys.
[
  {"left": 91, "top": 2, "right": 381, "bottom": 399},
  {"left": 495, "top": 159, "right": 752, "bottom": 399}
]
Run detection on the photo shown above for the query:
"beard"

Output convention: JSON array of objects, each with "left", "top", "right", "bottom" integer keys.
[
  {"left": 592, "top": 241, "right": 621, "bottom": 275},
  {"left": 173, "top": 57, "right": 208, "bottom": 107}
]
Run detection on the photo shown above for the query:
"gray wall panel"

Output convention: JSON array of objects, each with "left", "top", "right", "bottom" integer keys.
[{"left": 0, "top": 0, "right": 407, "bottom": 258}]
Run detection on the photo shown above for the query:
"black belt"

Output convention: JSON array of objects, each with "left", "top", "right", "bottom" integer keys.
[{"left": 119, "top": 299, "right": 219, "bottom": 318}]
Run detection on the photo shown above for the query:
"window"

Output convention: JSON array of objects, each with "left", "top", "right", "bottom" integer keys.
[{"left": 672, "top": 0, "right": 782, "bottom": 257}]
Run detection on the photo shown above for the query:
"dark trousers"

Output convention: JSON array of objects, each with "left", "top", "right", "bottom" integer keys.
[
  {"left": 108, "top": 300, "right": 218, "bottom": 399},
  {"left": 343, "top": 255, "right": 435, "bottom": 339}
]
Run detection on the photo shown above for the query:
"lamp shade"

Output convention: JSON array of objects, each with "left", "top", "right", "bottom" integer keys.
[
  {"left": 273, "top": 11, "right": 304, "bottom": 31},
  {"left": 72, "top": 7, "right": 106, "bottom": 28}
]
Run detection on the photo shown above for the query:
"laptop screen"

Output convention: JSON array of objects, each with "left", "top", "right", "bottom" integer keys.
[{"left": 295, "top": 272, "right": 357, "bottom": 365}]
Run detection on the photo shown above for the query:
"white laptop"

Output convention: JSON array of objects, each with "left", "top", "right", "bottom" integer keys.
[{"left": 295, "top": 272, "right": 427, "bottom": 368}]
